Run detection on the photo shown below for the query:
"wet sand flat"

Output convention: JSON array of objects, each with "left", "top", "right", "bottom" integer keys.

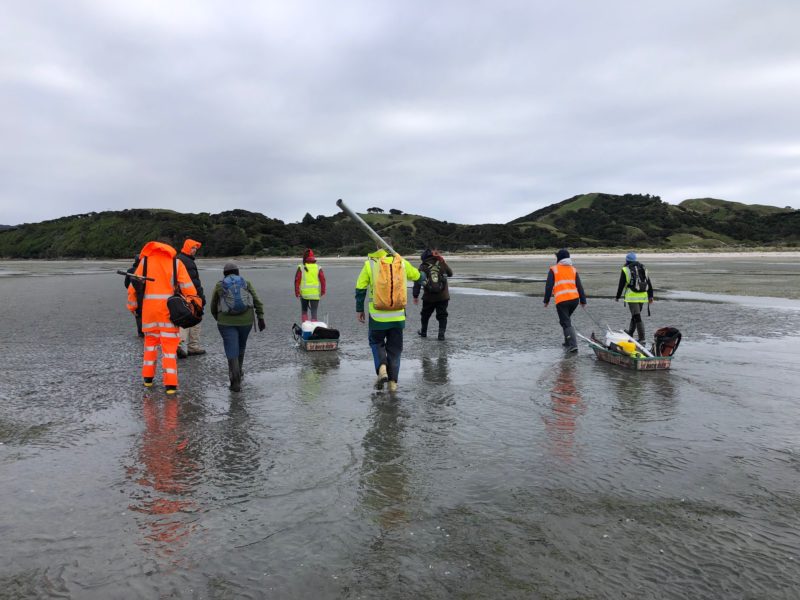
[{"left": 1, "top": 255, "right": 799, "bottom": 598}]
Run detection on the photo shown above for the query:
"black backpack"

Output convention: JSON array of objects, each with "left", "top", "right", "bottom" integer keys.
[
  {"left": 147, "top": 257, "right": 203, "bottom": 328},
  {"left": 424, "top": 262, "right": 445, "bottom": 294},
  {"left": 628, "top": 263, "right": 648, "bottom": 293}
]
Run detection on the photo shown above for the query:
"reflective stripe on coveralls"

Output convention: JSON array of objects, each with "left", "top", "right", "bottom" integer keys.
[
  {"left": 129, "top": 241, "right": 198, "bottom": 387},
  {"left": 550, "top": 264, "right": 579, "bottom": 304},
  {"left": 142, "top": 332, "right": 181, "bottom": 385},
  {"left": 298, "top": 263, "right": 321, "bottom": 300}
]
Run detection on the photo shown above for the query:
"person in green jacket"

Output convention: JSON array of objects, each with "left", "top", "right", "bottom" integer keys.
[
  {"left": 211, "top": 262, "right": 265, "bottom": 392},
  {"left": 355, "top": 240, "right": 421, "bottom": 393}
]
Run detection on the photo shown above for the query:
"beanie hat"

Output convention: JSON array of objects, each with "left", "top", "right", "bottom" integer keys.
[
  {"left": 555, "top": 248, "right": 570, "bottom": 261},
  {"left": 303, "top": 248, "right": 316, "bottom": 262},
  {"left": 421, "top": 249, "right": 433, "bottom": 261},
  {"left": 223, "top": 262, "right": 239, "bottom": 275},
  {"left": 626, "top": 251, "right": 637, "bottom": 262}
]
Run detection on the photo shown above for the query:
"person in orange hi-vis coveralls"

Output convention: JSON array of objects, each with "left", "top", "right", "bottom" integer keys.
[{"left": 127, "top": 241, "right": 198, "bottom": 394}]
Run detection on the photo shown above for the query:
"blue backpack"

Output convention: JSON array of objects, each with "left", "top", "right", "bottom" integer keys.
[{"left": 219, "top": 275, "right": 253, "bottom": 315}]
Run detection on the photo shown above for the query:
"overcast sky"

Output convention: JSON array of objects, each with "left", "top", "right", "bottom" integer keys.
[{"left": 2, "top": 0, "right": 799, "bottom": 226}]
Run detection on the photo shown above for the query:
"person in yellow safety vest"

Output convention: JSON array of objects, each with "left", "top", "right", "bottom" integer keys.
[
  {"left": 615, "top": 251, "right": 654, "bottom": 342},
  {"left": 294, "top": 248, "right": 326, "bottom": 322},
  {"left": 543, "top": 248, "right": 587, "bottom": 352},
  {"left": 355, "top": 239, "right": 421, "bottom": 393},
  {"left": 127, "top": 240, "right": 198, "bottom": 394}
]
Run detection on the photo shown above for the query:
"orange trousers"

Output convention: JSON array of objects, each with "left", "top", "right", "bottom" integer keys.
[{"left": 142, "top": 328, "right": 181, "bottom": 386}]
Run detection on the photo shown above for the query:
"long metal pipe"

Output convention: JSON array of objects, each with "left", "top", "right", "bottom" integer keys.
[{"left": 336, "top": 199, "right": 395, "bottom": 254}]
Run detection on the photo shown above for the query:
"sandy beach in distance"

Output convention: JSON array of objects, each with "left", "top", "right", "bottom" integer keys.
[{"left": 232, "top": 250, "right": 800, "bottom": 263}]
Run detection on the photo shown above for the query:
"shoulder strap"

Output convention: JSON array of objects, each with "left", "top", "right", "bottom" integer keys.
[
  {"left": 142, "top": 257, "right": 148, "bottom": 293},
  {"left": 172, "top": 257, "right": 178, "bottom": 294}
]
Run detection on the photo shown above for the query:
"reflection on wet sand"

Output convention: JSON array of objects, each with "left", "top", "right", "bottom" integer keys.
[
  {"left": 421, "top": 346, "right": 450, "bottom": 386},
  {"left": 127, "top": 394, "right": 200, "bottom": 562},
  {"left": 298, "top": 353, "right": 341, "bottom": 402},
  {"left": 359, "top": 398, "right": 409, "bottom": 531},
  {"left": 609, "top": 367, "right": 679, "bottom": 423},
  {"left": 542, "top": 359, "right": 585, "bottom": 463}
]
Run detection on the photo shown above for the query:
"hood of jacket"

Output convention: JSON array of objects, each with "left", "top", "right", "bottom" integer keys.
[
  {"left": 181, "top": 239, "right": 201, "bottom": 255},
  {"left": 557, "top": 257, "right": 574, "bottom": 267},
  {"left": 139, "top": 241, "right": 176, "bottom": 259},
  {"left": 368, "top": 248, "right": 390, "bottom": 260}
]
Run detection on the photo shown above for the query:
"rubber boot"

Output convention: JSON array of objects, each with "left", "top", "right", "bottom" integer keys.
[
  {"left": 238, "top": 351, "right": 245, "bottom": 378},
  {"left": 437, "top": 318, "right": 447, "bottom": 340},
  {"left": 437, "top": 328, "right": 446, "bottom": 341},
  {"left": 564, "top": 326, "right": 578, "bottom": 352},
  {"left": 375, "top": 364, "right": 389, "bottom": 389},
  {"left": 418, "top": 318, "right": 428, "bottom": 337},
  {"left": 301, "top": 311, "right": 308, "bottom": 322},
  {"left": 228, "top": 358, "right": 242, "bottom": 392}
]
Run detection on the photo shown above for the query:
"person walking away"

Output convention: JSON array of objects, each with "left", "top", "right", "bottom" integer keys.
[
  {"left": 124, "top": 254, "right": 145, "bottom": 337},
  {"left": 176, "top": 239, "right": 206, "bottom": 358},
  {"left": 211, "top": 262, "right": 265, "bottom": 392},
  {"left": 615, "top": 251, "right": 653, "bottom": 342},
  {"left": 127, "top": 241, "right": 199, "bottom": 394},
  {"left": 412, "top": 249, "right": 453, "bottom": 340},
  {"left": 543, "top": 248, "right": 587, "bottom": 352},
  {"left": 294, "top": 248, "right": 326, "bottom": 321},
  {"left": 355, "top": 239, "right": 421, "bottom": 392}
]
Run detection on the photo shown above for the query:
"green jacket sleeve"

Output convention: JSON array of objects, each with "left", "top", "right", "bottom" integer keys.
[
  {"left": 403, "top": 259, "right": 421, "bottom": 281},
  {"left": 248, "top": 280, "right": 264, "bottom": 318},
  {"left": 355, "top": 260, "right": 371, "bottom": 313}
]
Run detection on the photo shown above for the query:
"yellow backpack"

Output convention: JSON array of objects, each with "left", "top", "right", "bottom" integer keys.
[{"left": 372, "top": 254, "right": 407, "bottom": 311}]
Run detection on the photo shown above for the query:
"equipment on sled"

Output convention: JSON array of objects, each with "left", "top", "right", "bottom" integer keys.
[
  {"left": 577, "top": 327, "right": 681, "bottom": 371},
  {"left": 292, "top": 320, "right": 340, "bottom": 351}
]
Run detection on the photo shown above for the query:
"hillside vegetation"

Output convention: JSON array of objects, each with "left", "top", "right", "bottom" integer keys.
[{"left": 1, "top": 194, "right": 798, "bottom": 258}]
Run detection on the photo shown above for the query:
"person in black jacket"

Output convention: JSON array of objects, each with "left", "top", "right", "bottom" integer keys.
[
  {"left": 412, "top": 249, "right": 453, "bottom": 340},
  {"left": 124, "top": 255, "right": 144, "bottom": 337},
  {"left": 176, "top": 239, "right": 206, "bottom": 357},
  {"left": 615, "top": 251, "right": 654, "bottom": 342}
]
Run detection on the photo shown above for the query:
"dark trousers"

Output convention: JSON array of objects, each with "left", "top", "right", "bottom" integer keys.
[
  {"left": 369, "top": 327, "right": 404, "bottom": 382},
  {"left": 627, "top": 302, "right": 646, "bottom": 341},
  {"left": 420, "top": 299, "right": 449, "bottom": 334},
  {"left": 218, "top": 324, "right": 252, "bottom": 359},
  {"left": 301, "top": 298, "right": 319, "bottom": 320},
  {"left": 556, "top": 298, "right": 579, "bottom": 349}
]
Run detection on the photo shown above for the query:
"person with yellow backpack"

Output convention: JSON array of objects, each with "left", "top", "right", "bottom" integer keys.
[
  {"left": 355, "top": 238, "right": 421, "bottom": 392},
  {"left": 294, "top": 248, "right": 326, "bottom": 321}
]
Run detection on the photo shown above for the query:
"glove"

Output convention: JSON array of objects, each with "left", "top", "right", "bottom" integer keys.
[{"left": 258, "top": 318, "right": 266, "bottom": 331}]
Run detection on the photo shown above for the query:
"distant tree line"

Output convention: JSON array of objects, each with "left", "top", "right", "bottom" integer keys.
[{"left": 0, "top": 195, "right": 797, "bottom": 259}]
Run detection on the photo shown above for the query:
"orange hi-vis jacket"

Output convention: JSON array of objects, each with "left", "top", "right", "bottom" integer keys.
[
  {"left": 550, "top": 264, "right": 580, "bottom": 304},
  {"left": 127, "top": 242, "right": 198, "bottom": 332}
]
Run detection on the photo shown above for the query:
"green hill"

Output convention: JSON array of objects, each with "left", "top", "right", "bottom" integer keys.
[
  {"left": 1, "top": 196, "right": 797, "bottom": 258},
  {"left": 680, "top": 198, "right": 794, "bottom": 219},
  {"left": 510, "top": 193, "right": 799, "bottom": 249}
]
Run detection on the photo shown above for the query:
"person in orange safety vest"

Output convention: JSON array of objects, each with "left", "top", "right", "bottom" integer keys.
[
  {"left": 543, "top": 248, "right": 587, "bottom": 352},
  {"left": 127, "top": 241, "right": 198, "bottom": 394}
]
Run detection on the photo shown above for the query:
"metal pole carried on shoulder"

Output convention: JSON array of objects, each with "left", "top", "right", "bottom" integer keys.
[
  {"left": 336, "top": 199, "right": 395, "bottom": 254},
  {"left": 115, "top": 270, "right": 155, "bottom": 282}
]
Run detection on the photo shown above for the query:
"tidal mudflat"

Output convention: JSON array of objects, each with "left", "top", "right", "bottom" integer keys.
[{"left": 1, "top": 254, "right": 799, "bottom": 599}]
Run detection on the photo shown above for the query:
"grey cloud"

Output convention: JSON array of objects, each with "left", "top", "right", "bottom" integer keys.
[{"left": 2, "top": 0, "right": 799, "bottom": 226}]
